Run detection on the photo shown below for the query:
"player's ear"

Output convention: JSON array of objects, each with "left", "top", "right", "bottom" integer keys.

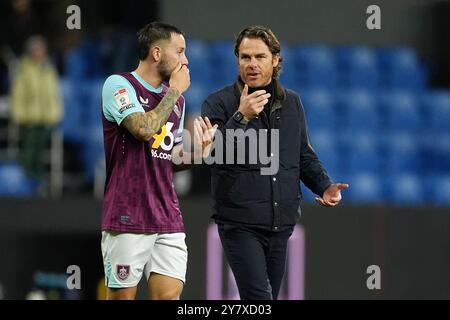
[{"left": 150, "top": 45, "right": 162, "bottom": 62}]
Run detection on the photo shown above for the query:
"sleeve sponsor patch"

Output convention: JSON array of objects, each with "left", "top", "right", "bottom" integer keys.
[{"left": 113, "top": 88, "right": 136, "bottom": 114}]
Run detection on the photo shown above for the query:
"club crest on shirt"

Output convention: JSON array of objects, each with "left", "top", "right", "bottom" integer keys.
[
  {"left": 173, "top": 104, "right": 181, "bottom": 118},
  {"left": 116, "top": 265, "right": 130, "bottom": 281}
]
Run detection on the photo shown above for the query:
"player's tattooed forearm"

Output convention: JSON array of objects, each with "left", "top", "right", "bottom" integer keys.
[
  {"left": 148, "top": 87, "right": 180, "bottom": 134},
  {"left": 122, "top": 87, "right": 180, "bottom": 141}
]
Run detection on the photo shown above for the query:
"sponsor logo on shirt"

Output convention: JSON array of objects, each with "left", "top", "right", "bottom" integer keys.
[
  {"left": 118, "top": 104, "right": 136, "bottom": 114},
  {"left": 150, "top": 122, "right": 176, "bottom": 161},
  {"left": 139, "top": 96, "right": 149, "bottom": 107},
  {"left": 113, "top": 88, "right": 136, "bottom": 114},
  {"left": 152, "top": 122, "right": 175, "bottom": 151},
  {"left": 151, "top": 149, "right": 172, "bottom": 161}
]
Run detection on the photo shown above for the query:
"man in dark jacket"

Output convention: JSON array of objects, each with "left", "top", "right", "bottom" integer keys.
[{"left": 201, "top": 26, "right": 349, "bottom": 300}]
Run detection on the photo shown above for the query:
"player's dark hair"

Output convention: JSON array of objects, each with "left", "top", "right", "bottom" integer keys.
[
  {"left": 234, "top": 26, "right": 283, "bottom": 78},
  {"left": 137, "top": 22, "right": 184, "bottom": 61}
]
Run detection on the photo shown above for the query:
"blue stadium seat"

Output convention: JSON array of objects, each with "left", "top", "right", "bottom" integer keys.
[
  {"left": 293, "top": 45, "right": 338, "bottom": 88},
  {"left": 67, "top": 76, "right": 103, "bottom": 184},
  {"left": 80, "top": 79, "right": 104, "bottom": 126},
  {"left": 339, "top": 89, "right": 379, "bottom": 132},
  {"left": 82, "top": 38, "right": 106, "bottom": 77},
  {"left": 60, "top": 78, "right": 104, "bottom": 144},
  {"left": 299, "top": 88, "right": 335, "bottom": 131},
  {"left": 422, "top": 91, "right": 450, "bottom": 134},
  {"left": 382, "top": 132, "right": 422, "bottom": 174},
  {"left": 184, "top": 82, "right": 214, "bottom": 114},
  {"left": 309, "top": 129, "right": 339, "bottom": 176},
  {"left": 279, "top": 43, "right": 297, "bottom": 87},
  {"left": 346, "top": 173, "right": 383, "bottom": 204},
  {"left": 0, "top": 163, "right": 36, "bottom": 197},
  {"left": 186, "top": 40, "right": 212, "bottom": 83},
  {"left": 377, "top": 47, "right": 426, "bottom": 89},
  {"left": 418, "top": 132, "right": 436, "bottom": 175},
  {"left": 428, "top": 175, "right": 450, "bottom": 206},
  {"left": 384, "top": 174, "right": 424, "bottom": 205},
  {"left": 209, "top": 41, "right": 236, "bottom": 87},
  {"left": 340, "top": 131, "right": 381, "bottom": 174},
  {"left": 379, "top": 90, "right": 422, "bottom": 133},
  {"left": 432, "top": 133, "right": 450, "bottom": 173},
  {"left": 64, "top": 38, "right": 105, "bottom": 80},
  {"left": 337, "top": 46, "right": 379, "bottom": 88},
  {"left": 65, "top": 47, "right": 87, "bottom": 80},
  {"left": 80, "top": 125, "right": 105, "bottom": 182},
  {"left": 60, "top": 78, "right": 84, "bottom": 143}
]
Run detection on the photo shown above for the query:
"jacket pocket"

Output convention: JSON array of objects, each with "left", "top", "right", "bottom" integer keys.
[
  {"left": 228, "top": 171, "right": 271, "bottom": 203},
  {"left": 279, "top": 169, "right": 301, "bottom": 201},
  {"left": 212, "top": 170, "right": 240, "bottom": 201}
]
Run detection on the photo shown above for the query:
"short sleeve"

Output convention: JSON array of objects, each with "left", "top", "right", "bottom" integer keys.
[
  {"left": 102, "top": 75, "right": 145, "bottom": 125},
  {"left": 174, "top": 100, "right": 186, "bottom": 145}
]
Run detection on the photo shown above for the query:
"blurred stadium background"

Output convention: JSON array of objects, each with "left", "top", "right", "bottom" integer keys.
[{"left": 0, "top": 0, "right": 449, "bottom": 299}]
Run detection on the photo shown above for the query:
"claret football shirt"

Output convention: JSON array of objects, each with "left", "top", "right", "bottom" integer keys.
[{"left": 101, "top": 71, "right": 186, "bottom": 233}]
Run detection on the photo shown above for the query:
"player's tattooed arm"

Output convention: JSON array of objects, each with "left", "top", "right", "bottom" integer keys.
[
  {"left": 122, "top": 87, "right": 180, "bottom": 141},
  {"left": 122, "top": 64, "right": 190, "bottom": 141}
]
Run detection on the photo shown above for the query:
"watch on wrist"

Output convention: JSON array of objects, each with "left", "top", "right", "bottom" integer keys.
[{"left": 233, "top": 111, "right": 249, "bottom": 125}]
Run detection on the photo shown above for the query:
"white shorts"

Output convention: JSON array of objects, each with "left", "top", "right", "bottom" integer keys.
[{"left": 101, "top": 231, "right": 188, "bottom": 288}]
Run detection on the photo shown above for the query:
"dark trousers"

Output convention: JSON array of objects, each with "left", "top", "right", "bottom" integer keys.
[
  {"left": 20, "top": 125, "right": 50, "bottom": 181},
  {"left": 218, "top": 223, "right": 293, "bottom": 300}
]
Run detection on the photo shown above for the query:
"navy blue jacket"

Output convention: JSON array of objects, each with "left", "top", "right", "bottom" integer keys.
[{"left": 201, "top": 79, "right": 332, "bottom": 231}]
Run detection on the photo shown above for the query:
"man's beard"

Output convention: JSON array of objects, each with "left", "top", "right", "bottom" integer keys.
[{"left": 157, "top": 58, "right": 173, "bottom": 82}]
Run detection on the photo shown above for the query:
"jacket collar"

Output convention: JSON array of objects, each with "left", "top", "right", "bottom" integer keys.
[{"left": 234, "top": 77, "right": 285, "bottom": 115}]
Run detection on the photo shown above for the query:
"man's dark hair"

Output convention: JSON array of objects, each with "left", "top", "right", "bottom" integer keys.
[
  {"left": 137, "top": 22, "right": 184, "bottom": 61},
  {"left": 234, "top": 26, "right": 283, "bottom": 78}
]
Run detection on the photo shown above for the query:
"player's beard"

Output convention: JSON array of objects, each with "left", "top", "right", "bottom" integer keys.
[{"left": 157, "top": 57, "right": 173, "bottom": 83}]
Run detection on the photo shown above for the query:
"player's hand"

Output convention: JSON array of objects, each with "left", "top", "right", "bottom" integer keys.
[
  {"left": 169, "top": 63, "right": 190, "bottom": 94},
  {"left": 238, "top": 84, "right": 271, "bottom": 121},
  {"left": 193, "top": 116, "right": 218, "bottom": 158},
  {"left": 315, "top": 183, "right": 349, "bottom": 207}
]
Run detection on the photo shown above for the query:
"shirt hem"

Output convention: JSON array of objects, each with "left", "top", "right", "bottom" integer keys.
[{"left": 101, "top": 225, "right": 185, "bottom": 234}]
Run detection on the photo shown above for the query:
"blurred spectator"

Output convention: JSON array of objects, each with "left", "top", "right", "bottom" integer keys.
[
  {"left": 8, "top": 0, "right": 41, "bottom": 55},
  {"left": 10, "top": 35, "right": 63, "bottom": 183},
  {"left": 0, "top": 0, "right": 43, "bottom": 94}
]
